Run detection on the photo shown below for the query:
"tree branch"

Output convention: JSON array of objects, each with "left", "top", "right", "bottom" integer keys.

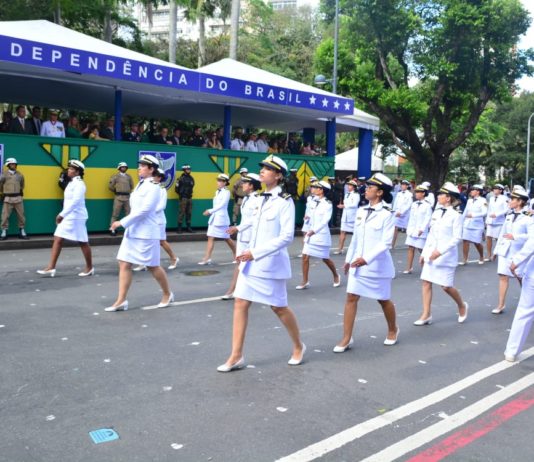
[{"left": 377, "top": 47, "right": 398, "bottom": 90}]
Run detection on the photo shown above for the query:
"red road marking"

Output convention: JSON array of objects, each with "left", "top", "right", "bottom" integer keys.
[{"left": 406, "top": 388, "right": 534, "bottom": 462}]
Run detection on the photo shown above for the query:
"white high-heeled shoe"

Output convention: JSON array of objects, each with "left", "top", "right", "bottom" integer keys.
[
  {"left": 296, "top": 282, "right": 310, "bottom": 290},
  {"left": 78, "top": 268, "right": 94, "bottom": 277},
  {"left": 37, "top": 269, "right": 56, "bottom": 277},
  {"left": 133, "top": 265, "right": 147, "bottom": 272},
  {"left": 288, "top": 343, "right": 306, "bottom": 366},
  {"left": 217, "top": 357, "right": 245, "bottom": 372},
  {"left": 157, "top": 292, "right": 174, "bottom": 308},
  {"left": 333, "top": 275, "right": 342, "bottom": 288},
  {"left": 221, "top": 293, "right": 234, "bottom": 300},
  {"left": 104, "top": 301, "right": 129, "bottom": 312},
  {"left": 384, "top": 327, "right": 400, "bottom": 346},
  {"left": 333, "top": 337, "right": 354, "bottom": 353},
  {"left": 458, "top": 302, "right": 469, "bottom": 323},
  {"left": 492, "top": 306, "right": 505, "bottom": 315},
  {"left": 198, "top": 259, "right": 212, "bottom": 266},
  {"left": 168, "top": 258, "right": 180, "bottom": 270},
  {"left": 413, "top": 316, "right": 432, "bottom": 326}
]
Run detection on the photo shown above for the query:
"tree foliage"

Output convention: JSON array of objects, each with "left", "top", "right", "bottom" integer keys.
[{"left": 316, "top": 0, "right": 534, "bottom": 184}]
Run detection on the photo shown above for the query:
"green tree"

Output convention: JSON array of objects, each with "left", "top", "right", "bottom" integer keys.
[{"left": 316, "top": 0, "right": 534, "bottom": 185}]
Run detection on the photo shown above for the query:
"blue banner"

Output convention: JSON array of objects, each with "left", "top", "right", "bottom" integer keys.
[{"left": 138, "top": 150, "right": 176, "bottom": 190}]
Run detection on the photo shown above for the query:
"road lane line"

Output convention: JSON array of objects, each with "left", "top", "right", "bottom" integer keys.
[
  {"left": 141, "top": 296, "right": 223, "bottom": 310},
  {"left": 405, "top": 388, "right": 534, "bottom": 462},
  {"left": 361, "top": 372, "right": 534, "bottom": 462},
  {"left": 275, "top": 347, "right": 534, "bottom": 462}
]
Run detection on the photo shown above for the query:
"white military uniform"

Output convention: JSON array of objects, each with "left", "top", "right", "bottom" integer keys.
[
  {"left": 421, "top": 206, "right": 463, "bottom": 287},
  {"left": 54, "top": 176, "right": 88, "bottom": 242},
  {"left": 40, "top": 120, "right": 65, "bottom": 138},
  {"left": 494, "top": 210, "right": 531, "bottom": 277},
  {"left": 405, "top": 199, "right": 433, "bottom": 249},
  {"left": 235, "top": 192, "right": 260, "bottom": 255},
  {"left": 156, "top": 185, "right": 168, "bottom": 241},
  {"left": 117, "top": 178, "right": 161, "bottom": 266},
  {"left": 234, "top": 186, "right": 295, "bottom": 307},
  {"left": 301, "top": 194, "right": 317, "bottom": 232},
  {"left": 345, "top": 201, "right": 395, "bottom": 300},
  {"left": 485, "top": 194, "right": 509, "bottom": 238},
  {"left": 206, "top": 187, "right": 231, "bottom": 238},
  {"left": 393, "top": 189, "right": 413, "bottom": 228},
  {"left": 230, "top": 138, "right": 244, "bottom": 151},
  {"left": 339, "top": 191, "right": 360, "bottom": 233},
  {"left": 504, "top": 219, "right": 534, "bottom": 359},
  {"left": 303, "top": 197, "right": 332, "bottom": 259},
  {"left": 462, "top": 196, "right": 487, "bottom": 243}
]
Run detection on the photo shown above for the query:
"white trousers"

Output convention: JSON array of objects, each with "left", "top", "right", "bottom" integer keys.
[{"left": 505, "top": 275, "right": 534, "bottom": 358}]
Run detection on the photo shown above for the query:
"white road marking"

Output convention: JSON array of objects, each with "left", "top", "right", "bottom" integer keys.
[
  {"left": 275, "top": 346, "right": 534, "bottom": 462},
  {"left": 360, "top": 372, "right": 534, "bottom": 462},
  {"left": 141, "top": 296, "right": 223, "bottom": 310}
]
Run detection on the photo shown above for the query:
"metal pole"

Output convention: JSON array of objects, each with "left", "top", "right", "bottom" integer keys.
[
  {"left": 229, "top": 0, "right": 240, "bottom": 60},
  {"left": 333, "top": 0, "right": 339, "bottom": 94},
  {"left": 527, "top": 112, "right": 534, "bottom": 190},
  {"left": 169, "top": 1, "right": 177, "bottom": 64}
]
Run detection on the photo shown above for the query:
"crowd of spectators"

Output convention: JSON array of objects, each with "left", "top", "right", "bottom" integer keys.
[{"left": 0, "top": 105, "right": 326, "bottom": 155}]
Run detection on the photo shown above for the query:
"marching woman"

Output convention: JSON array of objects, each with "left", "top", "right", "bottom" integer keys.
[
  {"left": 37, "top": 160, "right": 93, "bottom": 277},
  {"left": 298, "top": 177, "right": 318, "bottom": 258},
  {"left": 403, "top": 184, "right": 433, "bottom": 274},
  {"left": 132, "top": 168, "right": 180, "bottom": 271},
  {"left": 485, "top": 184, "right": 509, "bottom": 260},
  {"left": 296, "top": 180, "right": 341, "bottom": 290},
  {"left": 334, "top": 179, "right": 360, "bottom": 255},
  {"left": 106, "top": 155, "right": 173, "bottom": 311},
  {"left": 333, "top": 173, "right": 399, "bottom": 352},
  {"left": 414, "top": 182, "right": 468, "bottom": 325},
  {"left": 460, "top": 184, "right": 487, "bottom": 265},
  {"left": 504, "top": 218, "right": 534, "bottom": 362},
  {"left": 392, "top": 179, "right": 413, "bottom": 248},
  {"left": 198, "top": 174, "right": 236, "bottom": 265},
  {"left": 217, "top": 155, "right": 305, "bottom": 372},
  {"left": 222, "top": 173, "right": 262, "bottom": 300},
  {"left": 491, "top": 187, "right": 531, "bottom": 314}
]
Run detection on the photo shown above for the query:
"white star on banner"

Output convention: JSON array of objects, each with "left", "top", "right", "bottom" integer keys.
[
  {"left": 309, "top": 95, "right": 316, "bottom": 105},
  {"left": 344, "top": 102, "right": 351, "bottom": 111},
  {"left": 333, "top": 100, "right": 340, "bottom": 109},
  {"left": 322, "top": 98, "right": 329, "bottom": 107}
]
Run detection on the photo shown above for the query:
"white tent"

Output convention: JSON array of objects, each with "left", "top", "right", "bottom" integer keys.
[{"left": 335, "top": 147, "right": 384, "bottom": 172}]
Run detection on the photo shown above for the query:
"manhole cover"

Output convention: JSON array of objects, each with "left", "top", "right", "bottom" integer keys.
[{"left": 184, "top": 270, "right": 220, "bottom": 276}]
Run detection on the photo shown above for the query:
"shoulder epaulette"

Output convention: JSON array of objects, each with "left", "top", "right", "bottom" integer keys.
[
  {"left": 454, "top": 205, "right": 462, "bottom": 213},
  {"left": 281, "top": 193, "right": 292, "bottom": 200},
  {"left": 383, "top": 205, "right": 393, "bottom": 212},
  {"left": 522, "top": 211, "right": 531, "bottom": 216}
]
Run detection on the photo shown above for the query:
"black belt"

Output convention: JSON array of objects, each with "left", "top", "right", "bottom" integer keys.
[
  {"left": 115, "top": 192, "right": 130, "bottom": 196},
  {"left": 3, "top": 193, "right": 21, "bottom": 197}
]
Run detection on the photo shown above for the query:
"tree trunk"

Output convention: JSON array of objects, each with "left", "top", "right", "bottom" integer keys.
[
  {"left": 229, "top": 0, "right": 240, "bottom": 59},
  {"left": 198, "top": 14, "right": 206, "bottom": 67},
  {"left": 409, "top": 146, "right": 450, "bottom": 189},
  {"left": 53, "top": 2, "right": 62, "bottom": 25},
  {"left": 103, "top": 11, "right": 113, "bottom": 42},
  {"left": 169, "top": 1, "right": 177, "bottom": 64}
]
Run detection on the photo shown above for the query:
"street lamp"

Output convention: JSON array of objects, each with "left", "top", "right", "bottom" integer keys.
[{"left": 526, "top": 111, "right": 534, "bottom": 190}]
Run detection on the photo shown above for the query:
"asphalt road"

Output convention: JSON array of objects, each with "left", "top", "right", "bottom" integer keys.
[{"left": 1, "top": 235, "right": 533, "bottom": 462}]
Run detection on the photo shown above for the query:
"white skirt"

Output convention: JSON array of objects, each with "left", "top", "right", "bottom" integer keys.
[
  {"left": 462, "top": 227, "right": 484, "bottom": 244},
  {"left": 235, "top": 239, "right": 249, "bottom": 257},
  {"left": 159, "top": 223, "right": 166, "bottom": 241},
  {"left": 405, "top": 235, "right": 426, "bottom": 249},
  {"left": 234, "top": 272, "right": 288, "bottom": 307},
  {"left": 54, "top": 218, "right": 88, "bottom": 243},
  {"left": 117, "top": 236, "right": 161, "bottom": 267},
  {"left": 340, "top": 222, "right": 354, "bottom": 233},
  {"left": 302, "top": 241, "right": 330, "bottom": 259},
  {"left": 421, "top": 263, "right": 455, "bottom": 287},
  {"left": 207, "top": 224, "right": 229, "bottom": 239},
  {"left": 486, "top": 224, "right": 503, "bottom": 239},
  {"left": 394, "top": 214, "right": 410, "bottom": 228},
  {"left": 497, "top": 255, "right": 521, "bottom": 278},
  {"left": 347, "top": 275, "right": 391, "bottom": 300}
]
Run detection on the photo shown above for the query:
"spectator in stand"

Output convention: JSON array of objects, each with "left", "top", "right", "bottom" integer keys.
[
  {"left": 300, "top": 142, "right": 313, "bottom": 155},
  {"left": 40, "top": 110, "right": 65, "bottom": 138},
  {"left": 88, "top": 125, "right": 109, "bottom": 141},
  {"left": 28, "top": 106, "right": 42, "bottom": 135},
  {"left": 267, "top": 140, "right": 279, "bottom": 154},
  {"left": 152, "top": 127, "right": 172, "bottom": 145},
  {"left": 66, "top": 115, "right": 87, "bottom": 138},
  {"left": 170, "top": 127, "right": 184, "bottom": 145},
  {"left": 288, "top": 133, "right": 301, "bottom": 155},
  {"left": 245, "top": 133, "right": 258, "bottom": 152},
  {"left": 215, "top": 126, "right": 224, "bottom": 145},
  {"left": 230, "top": 128, "right": 245, "bottom": 151},
  {"left": 1, "top": 111, "right": 13, "bottom": 132},
  {"left": 9, "top": 105, "right": 32, "bottom": 134},
  {"left": 279, "top": 139, "right": 289, "bottom": 154},
  {"left": 100, "top": 117, "right": 115, "bottom": 140},
  {"left": 123, "top": 122, "right": 141, "bottom": 142},
  {"left": 187, "top": 126, "right": 206, "bottom": 147},
  {"left": 207, "top": 131, "right": 223, "bottom": 150},
  {"left": 256, "top": 132, "right": 269, "bottom": 153},
  {"left": 138, "top": 123, "right": 150, "bottom": 143}
]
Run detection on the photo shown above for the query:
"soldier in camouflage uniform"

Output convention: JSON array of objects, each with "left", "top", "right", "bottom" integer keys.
[{"left": 108, "top": 162, "right": 134, "bottom": 236}]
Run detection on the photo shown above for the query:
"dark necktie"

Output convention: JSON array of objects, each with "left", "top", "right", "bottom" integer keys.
[
  {"left": 365, "top": 207, "right": 374, "bottom": 221},
  {"left": 135, "top": 179, "right": 144, "bottom": 191},
  {"left": 439, "top": 207, "right": 447, "bottom": 217},
  {"left": 416, "top": 201, "right": 422, "bottom": 206},
  {"left": 260, "top": 192, "right": 271, "bottom": 207},
  {"left": 511, "top": 212, "right": 519, "bottom": 223}
]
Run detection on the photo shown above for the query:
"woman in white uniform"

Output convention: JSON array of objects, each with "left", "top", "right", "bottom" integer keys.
[
  {"left": 37, "top": 160, "right": 93, "bottom": 277},
  {"left": 422, "top": 181, "right": 436, "bottom": 208},
  {"left": 198, "top": 174, "right": 236, "bottom": 265},
  {"left": 403, "top": 184, "right": 433, "bottom": 274},
  {"left": 504, "top": 218, "right": 534, "bottom": 362},
  {"left": 333, "top": 173, "right": 399, "bottom": 352},
  {"left": 414, "top": 182, "right": 468, "bottom": 325},
  {"left": 485, "top": 184, "right": 509, "bottom": 260},
  {"left": 461, "top": 184, "right": 487, "bottom": 265},
  {"left": 298, "top": 177, "right": 318, "bottom": 258},
  {"left": 491, "top": 187, "right": 531, "bottom": 314},
  {"left": 296, "top": 180, "right": 341, "bottom": 289},
  {"left": 106, "top": 155, "right": 173, "bottom": 311},
  {"left": 392, "top": 179, "right": 413, "bottom": 248},
  {"left": 132, "top": 168, "right": 179, "bottom": 271},
  {"left": 217, "top": 155, "right": 305, "bottom": 372},
  {"left": 334, "top": 179, "right": 360, "bottom": 255},
  {"left": 222, "top": 173, "right": 262, "bottom": 300}
]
